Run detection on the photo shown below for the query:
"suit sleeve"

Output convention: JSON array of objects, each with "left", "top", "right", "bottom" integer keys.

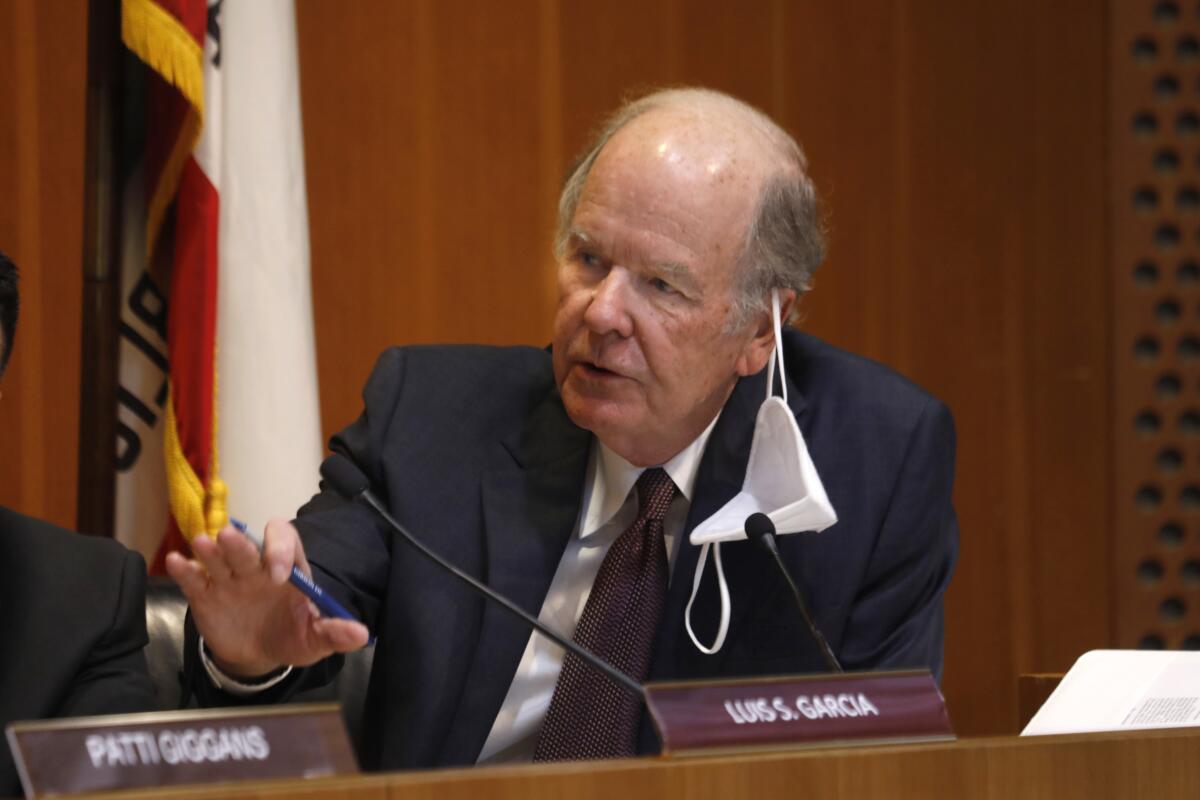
[
  {"left": 294, "top": 347, "right": 413, "bottom": 625},
  {"left": 55, "top": 550, "right": 158, "bottom": 716},
  {"left": 837, "top": 398, "right": 959, "bottom": 682}
]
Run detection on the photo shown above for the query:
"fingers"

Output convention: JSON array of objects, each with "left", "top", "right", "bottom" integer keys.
[
  {"left": 190, "top": 531, "right": 235, "bottom": 584},
  {"left": 166, "top": 523, "right": 368, "bottom": 671},
  {"left": 170, "top": 523, "right": 274, "bottom": 591},
  {"left": 312, "top": 618, "right": 371, "bottom": 653},
  {"left": 161, "top": 520, "right": 307, "bottom": 591},
  {"left": 217, "top": 526, "right": 266, "bottom": 579},
  {"left": 263, "top": 518, "right": 307, "bottom": 585},
  {"left": 165, "top": 550, "right": 208, "bottom": 599}
]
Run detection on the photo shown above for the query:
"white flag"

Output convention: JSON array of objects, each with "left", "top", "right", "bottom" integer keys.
[
  {"left": 116, "top": 0, "right": 321, "bottom": 560},
  {"left": 213, "top": 0, "right": 322, "bottom": 535}
]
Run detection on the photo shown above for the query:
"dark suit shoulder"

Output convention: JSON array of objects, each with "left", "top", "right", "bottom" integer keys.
[
  {"left": 367, "top": 344, "right": 557, "bottom": 438},
  {"left": 784, "top": 330, "right": 951, "bottom": 426},
  {"left": 0, "top": 511, "right": 149, "bottom": 663},
  {"left": 374, "top": 344, "right": 553, "bottom": 392},
  {"left": 0, "top": 508, "right": 154, "bottom": 795},
  {"left": 0, "top": 506, "right": 135, "bottom": 581}
]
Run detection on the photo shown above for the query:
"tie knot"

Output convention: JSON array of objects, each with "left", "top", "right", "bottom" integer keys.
[{"left": 636, "top": 468, "right": 677, "bottom": 522}]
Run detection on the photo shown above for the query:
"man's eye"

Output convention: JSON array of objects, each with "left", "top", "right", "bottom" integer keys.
[
  {"left": 649, "top": 277, "right": 676, "bottom": 294},
  {"left": 576, "top": 251, "right": 601, "bottom": 268}
]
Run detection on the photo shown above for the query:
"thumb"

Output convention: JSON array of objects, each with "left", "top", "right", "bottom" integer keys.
[{"left": 312, "top": 618, "right": 371, "bottom": 653}]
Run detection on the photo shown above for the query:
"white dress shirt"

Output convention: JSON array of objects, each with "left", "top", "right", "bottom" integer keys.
[{"left": 475, "top": 419, "right": 718, "bottom": 763}]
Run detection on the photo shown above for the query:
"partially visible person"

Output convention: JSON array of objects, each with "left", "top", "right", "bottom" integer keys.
[{"left": 0, "top": 251, "right": 158, "bottom": 795}]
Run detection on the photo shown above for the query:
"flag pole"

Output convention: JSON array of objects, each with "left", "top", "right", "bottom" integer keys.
[{"left": 77, "top": 0, "right": 124, "bottom": 538}]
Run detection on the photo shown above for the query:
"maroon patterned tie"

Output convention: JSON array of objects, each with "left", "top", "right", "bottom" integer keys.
[{"left": 533, "top": 467, "right": 679, "bottom": 761}]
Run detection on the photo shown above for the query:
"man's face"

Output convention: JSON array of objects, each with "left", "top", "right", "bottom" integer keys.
[{"left": 552, "top": 110, "right": 776, "bottom": 466}]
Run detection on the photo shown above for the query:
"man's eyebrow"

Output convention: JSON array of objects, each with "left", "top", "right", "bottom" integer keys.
[
  {"left": 566, "top": 228, "right": 701, "bottom": 294},
  {"left": 566, "top": 228, "right": 593, "bottom": 247},
  {"left": 656, "top": 260, "right": 701, "bottom": 293}
]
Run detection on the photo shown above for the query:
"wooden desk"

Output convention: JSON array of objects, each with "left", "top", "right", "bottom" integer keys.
[
  {"left": 82, "top": 727, "right": 1200, "bottom": 800},
  {"left": 1018, "top": 673, "right": 1064, "bottom": 731}
]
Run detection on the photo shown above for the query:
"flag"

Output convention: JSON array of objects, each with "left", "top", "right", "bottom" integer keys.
[{"left": 116, "top": 0, "right": 322, "bottom": 570}]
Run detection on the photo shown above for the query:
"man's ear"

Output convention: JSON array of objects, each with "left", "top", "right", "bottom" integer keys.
[{"left": 735, "top": 289, "right": 796, "bottom": 377}]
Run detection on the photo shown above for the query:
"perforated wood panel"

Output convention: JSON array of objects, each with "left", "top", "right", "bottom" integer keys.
[{"left": 1113, "top": 0, "right": 1200, "bottom": 649}]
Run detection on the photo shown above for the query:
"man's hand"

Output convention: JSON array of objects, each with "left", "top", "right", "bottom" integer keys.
[{"left": 165, "top": 518, "right": 369, "bottom": 680}]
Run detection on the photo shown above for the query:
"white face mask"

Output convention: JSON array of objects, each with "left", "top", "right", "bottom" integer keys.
[{"left": 684, "top": 290, "right": 838, "bottom": 654}]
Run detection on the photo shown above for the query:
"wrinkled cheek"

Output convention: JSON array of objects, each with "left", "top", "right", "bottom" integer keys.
[
  {"left": 638, "top": 384, "right": 673, "bottom": 428},
  {"left": 553, "top": 292, "right": 588, "bottom": 333},
  {"left": 551, "top": 306, "right": 582, "bottom": 360},
  {"left": 551, "top": 352, "right": 568, "bottom": 390}
]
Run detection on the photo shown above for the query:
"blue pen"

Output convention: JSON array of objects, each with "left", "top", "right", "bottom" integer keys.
[{"left": 229, "top": 517, "right": 363, "bottom": 627}]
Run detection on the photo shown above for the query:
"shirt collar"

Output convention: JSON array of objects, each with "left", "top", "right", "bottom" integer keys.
[{"left": 580, "top": 413, "right": 722, "bottom": 539}]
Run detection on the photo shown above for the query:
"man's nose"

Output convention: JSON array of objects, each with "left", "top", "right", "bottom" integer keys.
[{"left": 583, "top": 268, "right": 635, "bottom": 338}]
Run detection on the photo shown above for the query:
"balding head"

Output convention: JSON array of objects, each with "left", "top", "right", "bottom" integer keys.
[
  {"left": 551, "top": 88, "right": 819, "bottom": 465},
  {"left": 555, "top": 88, "right": 825, "bottom": 325}
]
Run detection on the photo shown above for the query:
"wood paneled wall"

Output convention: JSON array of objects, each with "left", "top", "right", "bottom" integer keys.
[
  {"left": 295, "top": 1, "right": 1111, "bottom": 735},
  {"left": 1110, "top": 2, "right": 1200, "bottom": 652},
  {"left": 0, "top": 0, "right": 1111, "bottom": 738},
  {"left": 0, "top": 0, "right": 86, "bottom": 530}
]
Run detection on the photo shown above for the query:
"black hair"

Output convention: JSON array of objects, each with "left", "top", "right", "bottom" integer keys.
[{"left": 0, "top": 251, "right": 19, "bottom": 374}]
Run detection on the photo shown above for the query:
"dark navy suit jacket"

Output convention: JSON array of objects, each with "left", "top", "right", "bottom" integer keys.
[
  {"left": 188, "top": 331, "right": 958, "bottom": 771},
  {"left": 0, "top": 508, "right": 158, "bottom": 795}
]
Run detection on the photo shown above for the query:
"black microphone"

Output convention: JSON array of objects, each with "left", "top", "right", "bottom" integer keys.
[
  {"left": 744, "top": 512, "right": 843, "bottom": 673},
  {"left": 319, "top": 454, "right": 645, "bottom": 699}
]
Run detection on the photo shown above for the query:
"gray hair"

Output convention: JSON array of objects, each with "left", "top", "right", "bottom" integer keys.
[{"left": 554, "top": 87, "right": 826, "bottom": 327}]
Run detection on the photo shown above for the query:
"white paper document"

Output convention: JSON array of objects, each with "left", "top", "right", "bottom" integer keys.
[{"left": 1022, "top": 650, "right": 1200, "bottom": 736}]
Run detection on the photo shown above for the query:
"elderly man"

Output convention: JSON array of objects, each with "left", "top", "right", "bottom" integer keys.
[
  {"left": 169, "top": 88, "right": 957, "bottom": 768},
  {"left": 0, "top": 252, "right": 158, "bottom": 795}
]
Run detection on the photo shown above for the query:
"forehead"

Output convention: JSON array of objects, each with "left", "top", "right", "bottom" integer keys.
[{"left": 574, "top": 108, "right": 771, "bottom": 271}]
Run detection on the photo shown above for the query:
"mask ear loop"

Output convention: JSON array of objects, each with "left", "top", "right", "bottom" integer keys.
[
  {"left": 685, "top": 289, "right": 785, "bottom": 657},
  {"left": 764, "top": 289, "right": 787, "bottom": 403},
  {"left": 684, "top": 541, "right": 730, "bottom": 654}
]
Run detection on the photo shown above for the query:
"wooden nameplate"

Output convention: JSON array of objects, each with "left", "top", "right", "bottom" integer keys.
[{"left": 644, "top": 669, "right": 954, "bottom": 757}]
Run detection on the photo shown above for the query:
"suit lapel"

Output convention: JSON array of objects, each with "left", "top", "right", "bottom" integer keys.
[
  {"left": 436, "top": 350, "right": 810, "bottom": 758},
  {"left": 437, "top": 389, "right": 590, "bottom": 764},
  {"left": 650, "top": 364, "right": 807, "bottom": 680}
]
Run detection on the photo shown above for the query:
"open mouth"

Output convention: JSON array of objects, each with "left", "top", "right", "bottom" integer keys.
[{"left": 580, "top": 361, "right": 620, "bottom": 379}]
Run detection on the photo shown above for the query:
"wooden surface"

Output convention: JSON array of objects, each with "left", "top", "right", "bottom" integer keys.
[
  {"left": 0, "top": 0, "right": 87, "bottom": 530},
  {"left": 0, "top": 0, "right": 1114, "bottom": 738},
  {"left": 76, "top": 0, "right": 123, "bottom": 538},
  {"left": 1017, "top": 673, "right": 1064, "bottom": 732},
  {"left": 1109, "top": 0, "right": 1200, "bottom": 651},
  {"left": 83, "top": 729, "right": 1200, "bottom": 800}
]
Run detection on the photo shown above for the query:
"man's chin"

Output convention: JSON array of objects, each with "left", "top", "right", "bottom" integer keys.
[{"left": 560, "top": 389, "right": 637, "bottom": 437}]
